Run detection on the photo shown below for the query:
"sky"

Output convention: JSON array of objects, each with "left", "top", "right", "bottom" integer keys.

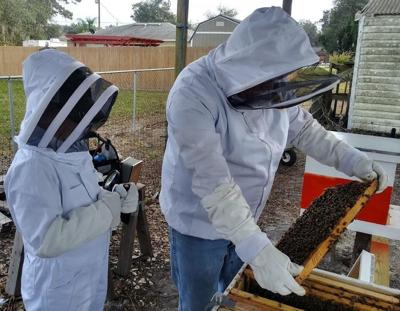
[{"left": 54, "top": 0, "right": 334, "bottom": 27}]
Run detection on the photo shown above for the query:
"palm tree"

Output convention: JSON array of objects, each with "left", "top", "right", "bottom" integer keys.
[{"left": 73, "top": 17, "right": 97, "bottom": 34}]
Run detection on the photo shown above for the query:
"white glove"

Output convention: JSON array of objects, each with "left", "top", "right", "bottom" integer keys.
[
  {"left": 352, "top": 158, "right": 388, "bottom": 193},
  {"left": 201, "top": 181, "right": 305, "bottom": 296},
  {"left": 36, "top": 190, "right": 121, "bottom": 257},
  {"left": 113, "top": 183, "right": 139, "bottom": 213},
  {"left": 251, "top": 244, "right": 305, "bottom": 296},
  {"left": 100, "top": 189, "right": 122, "bottom": 228}
]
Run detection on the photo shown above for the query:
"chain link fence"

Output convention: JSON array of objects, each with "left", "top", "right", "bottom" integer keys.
[{"left": 0, "top": 68, "right": 174, "bottom": 196}]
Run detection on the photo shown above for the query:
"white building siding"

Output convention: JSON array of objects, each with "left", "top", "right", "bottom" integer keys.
[{"left": 350, "top": 16, "right": 400, "bottom": 133}]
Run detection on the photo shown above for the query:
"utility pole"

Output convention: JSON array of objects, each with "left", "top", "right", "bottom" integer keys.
[
  {"left": 95, "top": 0, "right": 101, "bottom": 29},
  {"left": 175, "top": 0, "right": 189, "bottom": 77},
  {"left": 282, "top": 0, "right": 293, "bottom": 16}
]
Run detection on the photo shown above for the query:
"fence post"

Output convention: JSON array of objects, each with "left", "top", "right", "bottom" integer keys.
[
  {"left": 132, "top": 72, "right": 138, "bottom": 130},
  {"left": 8, "top": 79, "right": 17, "bottom": 154}
]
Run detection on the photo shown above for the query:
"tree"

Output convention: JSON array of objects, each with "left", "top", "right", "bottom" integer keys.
[
  {"left": 44, "top": 24, "right": 63, "bottom": 39},
  {"left": 319, "top": 0, "right": 368, "bottom": 53},
  {"left": 0, "top": 0, "right": 81, "bottom": 45},
  {"left": 65, "top": 17, "right": 97, "bottom": 34},
  {"left": 131, "top": 0, "right": 176, "bottom": 23},
  {"left": 299, "top": 20, "right": 319, "bottom": 46},
  {"left": 205, "top": 4, "right": 238, "bottom": 19}
]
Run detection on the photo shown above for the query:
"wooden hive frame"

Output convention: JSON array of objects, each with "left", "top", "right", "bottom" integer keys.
[
  {"left": 295, "top": 179, "right": 378, "bottom": 284},
  {"left": 216, "top": 266, "right": 400, "bottom": 311}
]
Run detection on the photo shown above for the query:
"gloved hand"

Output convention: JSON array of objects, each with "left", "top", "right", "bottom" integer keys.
[
  {"left": 250, "top": 244, "right": 305, "bottom": 296},
  {"left": 99, "top": 189, "right": 122, "bottom": 228},
  {"left": 201, "top": 181, "right": 305, "bottom": 296},
  {"left": 112, "top": 183, "right": 139, "bottom": 213},
  {"left": 352, "top": 158, "right": 388, "bottom": 193}
]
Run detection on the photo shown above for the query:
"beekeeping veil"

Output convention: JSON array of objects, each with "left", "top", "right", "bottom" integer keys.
[
  {"left": 211, "top": 7, "right": 340, "bottom": 110},
  {"left": 16, "top": 49, "right": 118, "bottom": 153}
]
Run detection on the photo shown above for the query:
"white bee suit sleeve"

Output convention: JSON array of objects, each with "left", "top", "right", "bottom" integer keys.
[
  {"left": 287, "top": 107, "right": 388, "bottom": 192},
  {"left": 37, "top": 191, "right": 121, "bottom": 257},
  {"left": 201, "top": 182, "right": 270, "bottom": 263}
]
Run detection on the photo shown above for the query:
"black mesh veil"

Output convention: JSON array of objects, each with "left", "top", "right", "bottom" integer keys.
[{"left": 228, "top": 65, "right": 340, "bottom": 110}]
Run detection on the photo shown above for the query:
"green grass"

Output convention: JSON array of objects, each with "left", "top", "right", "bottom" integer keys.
[
  {"left": 110, "top": 89, "right": 168, "bottom": 119},
  {"left": 0, "top": 80, "right": 26, "bottom": 140},
  {"left": 0, "top": 80, "right": 168, "bottom": 143}
]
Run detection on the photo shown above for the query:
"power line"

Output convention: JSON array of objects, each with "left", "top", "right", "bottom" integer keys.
[{"left": 99, "top": 2, "right": 122, "bottom": 26}]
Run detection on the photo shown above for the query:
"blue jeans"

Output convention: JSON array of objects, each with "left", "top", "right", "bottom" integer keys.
[{"left": 169, "top": 227, "right": 244, "bottom": 311}]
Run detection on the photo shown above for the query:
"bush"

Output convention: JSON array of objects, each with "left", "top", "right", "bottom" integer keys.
[{"left": 329, "top": 52, "right": 353, "bottom": 65}]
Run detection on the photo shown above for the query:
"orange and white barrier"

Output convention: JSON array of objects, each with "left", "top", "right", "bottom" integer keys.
[{"left": 301, "top": 132, "right": 400, "bottom": 240}]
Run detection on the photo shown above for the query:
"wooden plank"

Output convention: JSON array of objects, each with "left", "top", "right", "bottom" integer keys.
[
  {"left": 229, "top": 289, "right": 303, "bottom": 311},
  {"left": 370, "top": 236, "right": 390, "bottom": 287},
  {"left": 5, "top": 231, "right": 24, "bottom": 297},
  {"left": 107, "top": 265, "right": 115, "bottom": 301},
  {"left": 307, "top": 274, "right": 400, "bottom": 305},
  {"left": 115, "top": 184, "right": 152, "bottom": 275},
  {"left": 296, "top": 180, "right": 378, "bottom": 284},
  {"left": 0, "top": 46, "right": 212, "bottom": 80},
  {"left": 312, "top": 268, "right": 400, "bottom": 297},
  {"left": 304, "top": 286, "right": 381, "bottom": 311},
  {"left": 348, "top": 219, "right": 400, "bottom": 240},
  {"left": 303, "top": 279, "right": 398, "bottom": 310},
  {"left": 115, "top": 208, "right": 139, "bottom": 276},
  {"left": 136, "top": 185, "right": 153, "bottom": 257}
]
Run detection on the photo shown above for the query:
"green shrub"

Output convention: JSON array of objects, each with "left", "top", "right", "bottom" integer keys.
[{"left": 329, "top": 52, "right": 353, "bottom": 65}]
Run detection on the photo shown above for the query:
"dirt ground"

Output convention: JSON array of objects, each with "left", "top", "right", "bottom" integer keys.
[{"left": 0, "top": 125, "right": 399, "bottom": 310}]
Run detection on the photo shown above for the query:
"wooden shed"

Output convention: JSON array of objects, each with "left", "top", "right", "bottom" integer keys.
[
  {"left": 349, "top": 0, "right": 400, "bottom": 134},
  {"left": 189, "top": 15, "right": 240, "bottom": 48}
]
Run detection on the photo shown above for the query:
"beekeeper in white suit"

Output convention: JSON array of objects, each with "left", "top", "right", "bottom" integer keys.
[
  {"left": 160, "top": 7, "right": 388, "bottom": 311},
  {"left": 5, "top": 49, "right": 138, "bottom": 311}
]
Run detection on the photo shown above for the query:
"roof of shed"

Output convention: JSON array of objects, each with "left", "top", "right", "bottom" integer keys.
[
  {"left": 359, "top": 0, "right": 400, "bottom": 16},
  {"left": 65, "top": 34, "right": 163, "bottom": 46},
  {"left": 189, "top": 14, "right": 241, "bottom": 41},
  {"left": 95, "top": 22, "right": 190, "bottom": 42}
]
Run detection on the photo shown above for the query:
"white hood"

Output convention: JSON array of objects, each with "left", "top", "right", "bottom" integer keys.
[
  {"left": 17, "top": 49, "right": 118, "bottom": 153},
  {"left": 211, "top": 7, "right": 320, "bottom": 97}
]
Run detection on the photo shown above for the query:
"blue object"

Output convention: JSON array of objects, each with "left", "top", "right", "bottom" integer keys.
[
  {"left": 168, "top": 227, "right": 243, "bottom": 311},
  {"left": 93, "top": 153, "right": 107, "bottom": 164}
]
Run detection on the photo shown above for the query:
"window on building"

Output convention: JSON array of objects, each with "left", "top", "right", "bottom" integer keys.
[{"left": 216, "top": 21, "right": 224, "bottom": 27}]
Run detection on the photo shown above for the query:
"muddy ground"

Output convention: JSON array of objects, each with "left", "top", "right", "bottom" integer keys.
[{"left": 0, "top": 118, "right": 399, "bottom": 310}]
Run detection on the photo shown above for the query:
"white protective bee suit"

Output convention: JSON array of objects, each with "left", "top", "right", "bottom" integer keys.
[
  {"left": 5, "top": 49, "right": 123, "bottom": 311},
  {"left": 160, "top": 7, "right": 388, "bottom": 303}
]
